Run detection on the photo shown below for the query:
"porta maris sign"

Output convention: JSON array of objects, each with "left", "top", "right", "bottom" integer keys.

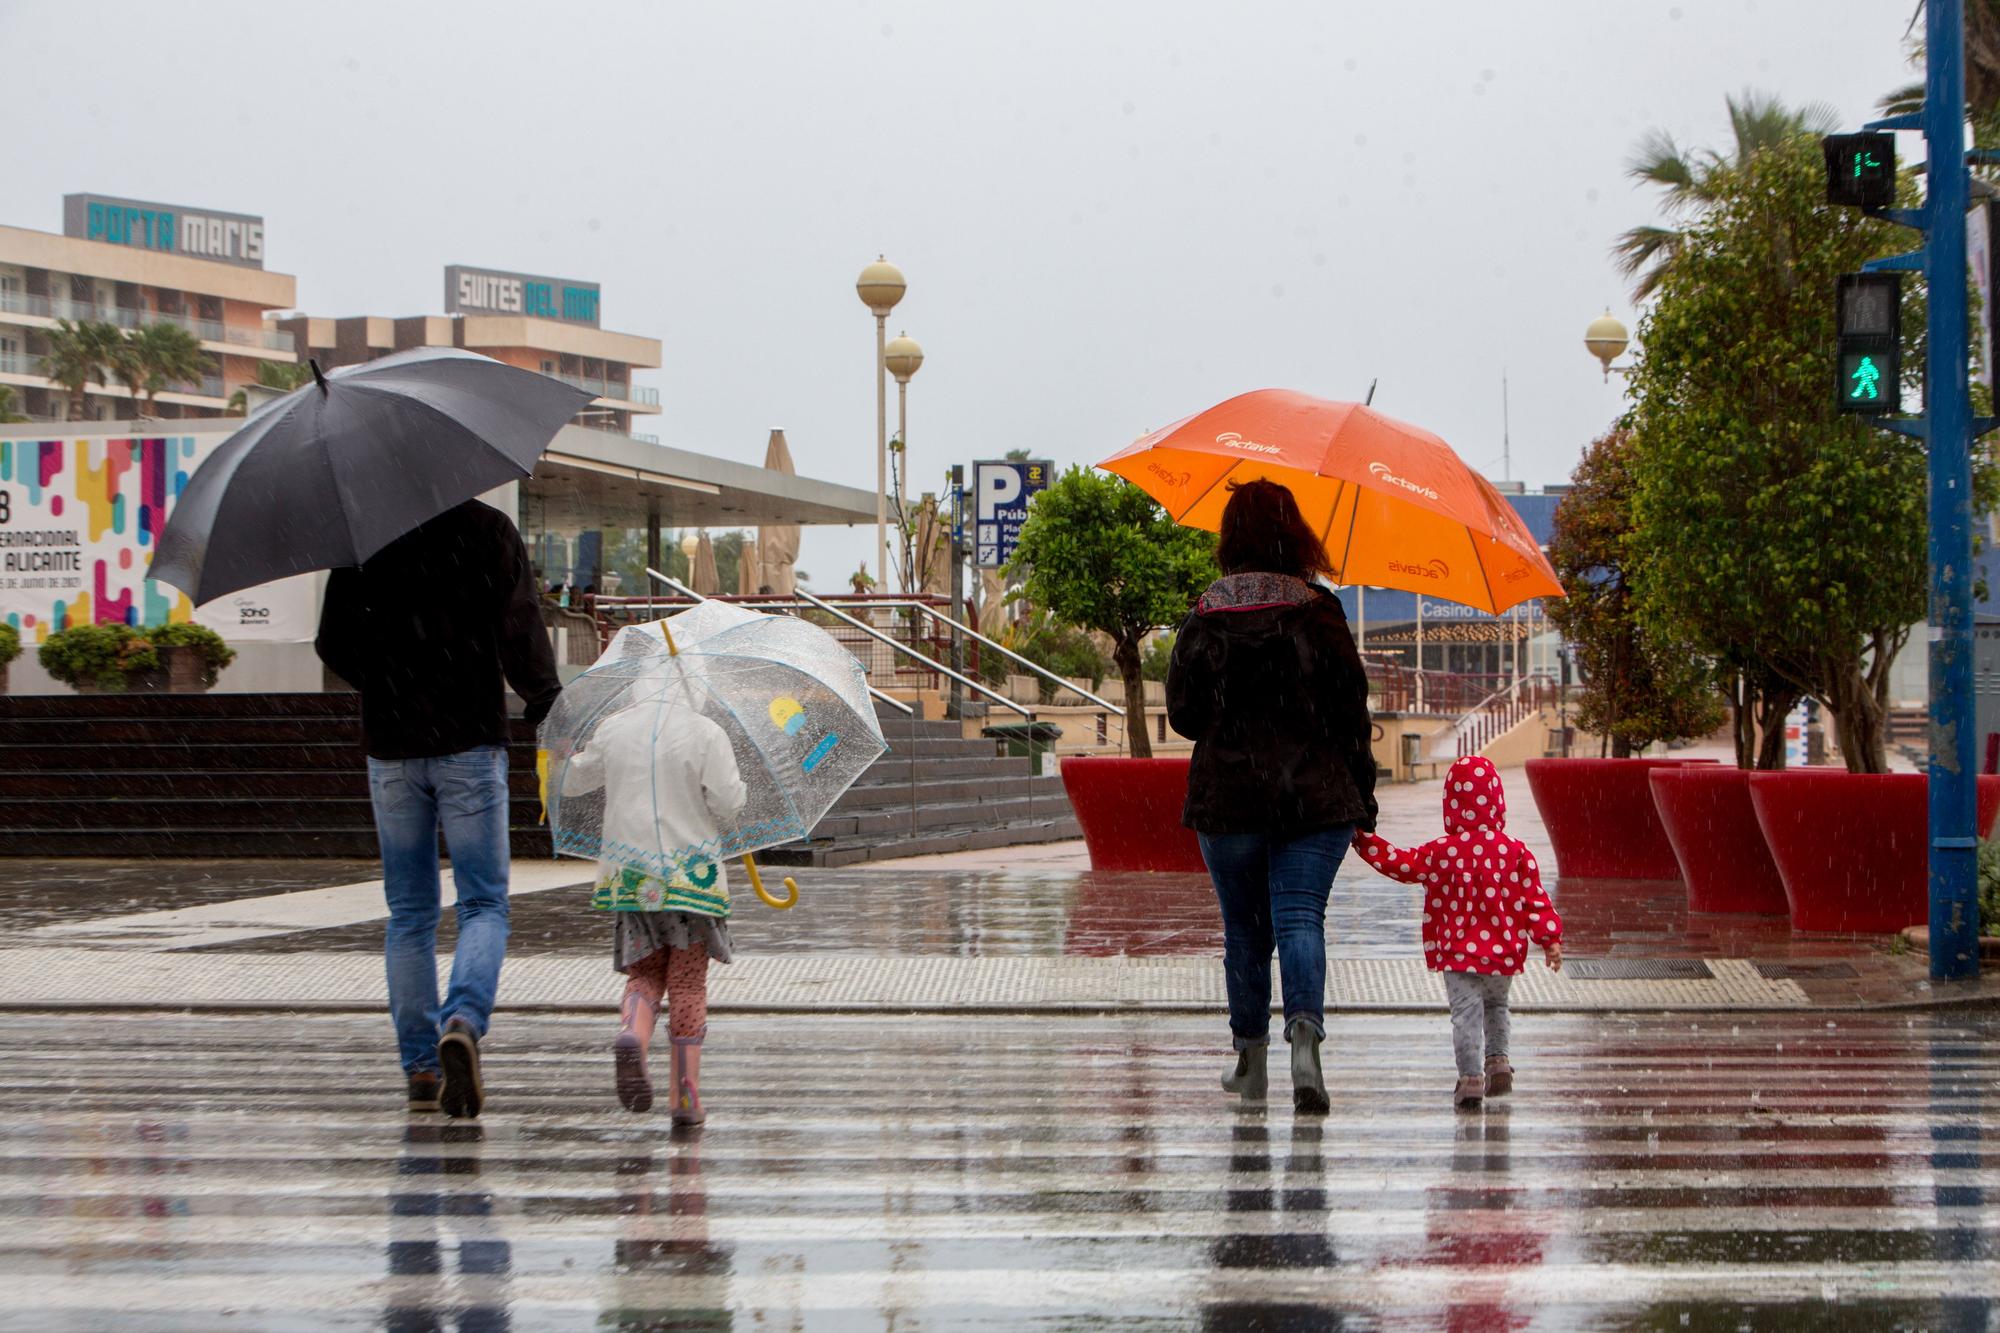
[
  {"left": 64, "top": 194, "right": 266, "bottom": 268},
  {"left": 0, "top": 432, "right": 314, "bottom": 644}
]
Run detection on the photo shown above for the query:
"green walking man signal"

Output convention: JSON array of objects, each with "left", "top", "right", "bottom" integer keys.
[
  {"left": 1834, "top": 273, "right": 1902, "bottom": 415},
  {"left": 1848, "top": 354, "right": 1883, "bottom": 401}
]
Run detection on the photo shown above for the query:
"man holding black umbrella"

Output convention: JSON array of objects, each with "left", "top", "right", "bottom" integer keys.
[
  {"left": 317, "top": 498, "right": 562, "bottom": 1118},
  {"left": 150, "top": 348, "right": 590, "bottom": 1120}
]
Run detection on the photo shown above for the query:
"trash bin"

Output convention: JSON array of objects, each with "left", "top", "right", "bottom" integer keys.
[{"left": 982, "top": 721, "right": 1064, "bottom": 759}]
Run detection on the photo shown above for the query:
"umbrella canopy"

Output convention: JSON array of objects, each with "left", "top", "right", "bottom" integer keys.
[
  {"left": 541, "top": 602, "right": 886, "bottom": 902},
  {"left": 756, "top": 429, "right": 801, "bottom": 594},
  {"left": 151, "top": 348, "right": 591, "bottom": 605},
  {"left": 691, "top": 531, "right": 721, "bottom": 595},
  {"left": 1100, "top": 389, "right": 1561, "bottom": 613}
]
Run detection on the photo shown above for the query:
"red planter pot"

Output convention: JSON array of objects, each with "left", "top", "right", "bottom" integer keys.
[
  {"left": 1060, "top": 756, "right": 1207, "bottom": 873},
  {"left": 1648, "top": 766, "right": 1789, "bottom": 914},
  {"left": 1748, "top": 771, "right": 2000, "bottom": 933},
  {"left": 1523, "top": 757, "right": 1718, "bottom": 881}
]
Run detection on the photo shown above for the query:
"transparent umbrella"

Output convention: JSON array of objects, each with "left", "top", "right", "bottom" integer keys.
[{"left": 540, "top": 602, "right": 885, "bottom": 911}]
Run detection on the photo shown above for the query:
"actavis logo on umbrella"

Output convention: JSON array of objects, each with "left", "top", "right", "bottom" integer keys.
[
  {"left": 1214, "top": 432, "right": 1282, "bottom": 456},
  {"left": 1368, "top": 461, "right": 1441, "bottom": 501}
]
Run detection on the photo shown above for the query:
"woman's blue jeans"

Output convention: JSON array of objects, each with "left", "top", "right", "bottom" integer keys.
[
  {"left": 1198, "top": 826, "right": 1354, "bottom": 1050},
  {"left": 366, "top": 746, "right": 512, "bottom": 1074}
]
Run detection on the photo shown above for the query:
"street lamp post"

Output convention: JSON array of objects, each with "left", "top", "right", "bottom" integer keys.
[
  {"left": 856, "top": 258, "right": 907, "bottom": 591},
  {"left": 884, "top": 331, "right": 924, "bottom": 591}
]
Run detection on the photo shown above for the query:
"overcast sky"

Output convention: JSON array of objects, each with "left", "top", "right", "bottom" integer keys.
[{"left": 1, "top": 0, "right": 1922, "bottom": 586}]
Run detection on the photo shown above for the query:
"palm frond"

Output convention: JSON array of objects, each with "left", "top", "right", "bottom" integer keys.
[
  {"left": 1625, "top": 128, "right": 1698, "bottom": 195},
  {"left": 1879, "top": 80, "right": 1926, "bottom": 118},
  {"left": 1611, "top": 225, "right": 1683, "bottom": 300}
]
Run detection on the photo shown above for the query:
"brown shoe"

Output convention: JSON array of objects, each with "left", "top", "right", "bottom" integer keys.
[
  {"left": 1484, "top": 1057, "right": 1514, "bottom": 1096},
  {"left": 1454, "top": 1075, "right": 1485, "bottom": 1109},
  {"left": 407, "top": 1070, "right": 441, "bottom": 1113}
]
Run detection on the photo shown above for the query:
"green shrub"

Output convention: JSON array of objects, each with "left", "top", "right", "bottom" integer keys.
[
  {"left": 1979, "top": 838, "right": 2000, "bottom": 938},
  {"left": 978, "top": 610, "right": 1107, "bottom": 701},
  {"left": 1141, "top": 631, "right": 1176, "bottom": 683},
  {"left": 39, "top": 623, "right": 159, "bottom": 689},
  {"left": 149, "top": 621, "right": 235, "bottom": 685},
  {"left": 0, "top": 623, "right": 19, "bottom": 668}
]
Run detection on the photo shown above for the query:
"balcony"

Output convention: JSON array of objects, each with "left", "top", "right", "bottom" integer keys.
[
  {"left": 0, "top": 350, "right": 224, "bottom": 400},
  {"left": 551, "top": 371, "right": 660, "bottom": 407},
  {"left": 0, "top": 290, "right": 295, "bottom": 354}
]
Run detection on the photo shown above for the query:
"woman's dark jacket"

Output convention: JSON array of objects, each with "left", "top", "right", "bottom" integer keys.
[{"left": 1166, "top": 572, "right": 1378, "bottom": 836}]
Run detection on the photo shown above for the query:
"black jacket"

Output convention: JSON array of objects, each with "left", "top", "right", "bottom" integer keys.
[
  {"left": 315, "top": 500, "right": 562, "bottom": 760},
  {"left": 1167, "top": 573, "right": 1378, "bottom": 835}
]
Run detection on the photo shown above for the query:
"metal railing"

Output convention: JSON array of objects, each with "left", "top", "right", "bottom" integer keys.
[
  {"left": 906, "top": 602, "right": 1125, "bottom": 716},
  {"left": 0, "top": 290, "right": 295, "bottom": 352},
  {"left": 553, "top": 372, "right": 660, "bottom": 406},
  {"left": 1427, "top": 672, "right": 1566, "bottom": 760},
  {"left": 0, "top": 351, "right": 223, "bottom": 399}
]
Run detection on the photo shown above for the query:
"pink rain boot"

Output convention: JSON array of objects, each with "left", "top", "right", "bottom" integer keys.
[
  {"left": 614, "top": 989, "right": 658, "bottom": 1113},
  {"left": 670, "top": 1036, "right": 706, "bottom": 1126}
]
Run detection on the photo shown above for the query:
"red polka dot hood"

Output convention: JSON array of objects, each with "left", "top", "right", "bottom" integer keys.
[{"left": 1352, "top": 757, "right": 1562, "bottom": 976}]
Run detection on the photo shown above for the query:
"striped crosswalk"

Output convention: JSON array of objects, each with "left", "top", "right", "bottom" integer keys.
[{"left": 2, "top": 1010, "right": 1998, "bottom": 1328}]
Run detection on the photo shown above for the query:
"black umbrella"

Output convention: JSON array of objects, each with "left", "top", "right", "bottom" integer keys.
[{"left": 151, "top": 347, "right": 593, "bottom": 604}]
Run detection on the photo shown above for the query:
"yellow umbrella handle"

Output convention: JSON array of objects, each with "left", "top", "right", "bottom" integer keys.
[
  {"left": 535, "top": 748, "right": 551, "bottom": 824},
  {"left": 742, "top": 852, "right": 798, "bottom": 910}
]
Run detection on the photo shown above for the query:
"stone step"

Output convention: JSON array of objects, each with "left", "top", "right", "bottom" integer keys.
[
  {"left": 810, "top": 791, "right": 1075, "bottom": 841},
  {"left": 0, "top": 795, "right": 546, "bottom": 831},
  {"left": 0, "top": 826, "right": 556, "bottom": 858},
  {"left": 761, "top": 815, "right": 1083, "bottom": 868}
]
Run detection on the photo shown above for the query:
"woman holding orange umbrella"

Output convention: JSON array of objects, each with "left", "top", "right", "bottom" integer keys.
[
  {"left": 1167, "top": 479, "right": 1377, "bottom": 1115},
  {"left": 1131, "top": 388, "right": 1563, "bottom": 1116}
]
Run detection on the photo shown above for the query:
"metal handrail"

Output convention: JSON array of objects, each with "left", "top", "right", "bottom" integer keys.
[
  {"left": 907, "top": 602, "right": 1125, "bottom": 715},
  {"left": 788, "top": 587, "right": 1031, "bottom": 720},
  {"left": 1427, "top": 671, "right": 1560, "bottom": 760},
  {"left": 640, "top": 568, "right": 915, "bottom": 717}
]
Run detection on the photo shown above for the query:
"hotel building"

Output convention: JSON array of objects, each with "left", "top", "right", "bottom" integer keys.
[{"left": 0, "top": 193, "right": 298, "bottom": 420}]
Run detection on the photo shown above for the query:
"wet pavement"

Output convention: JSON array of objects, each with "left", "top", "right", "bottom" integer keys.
[{"left": 6, "top": 1008, "right": 2000, "bottom": 1328}]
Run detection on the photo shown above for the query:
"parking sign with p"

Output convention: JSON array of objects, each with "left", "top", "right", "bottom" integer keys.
[{"left": 972, "top": 459, "right": 1052, "bottom": 568}]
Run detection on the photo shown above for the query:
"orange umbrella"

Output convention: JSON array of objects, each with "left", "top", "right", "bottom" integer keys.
[{"left": 1099, "top": 388, "right": 1562, "bottom": 613}]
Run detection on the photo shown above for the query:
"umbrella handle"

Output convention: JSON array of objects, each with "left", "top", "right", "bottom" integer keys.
[{"left": 742, "top": 853, "right": 798, "bottom": 910}]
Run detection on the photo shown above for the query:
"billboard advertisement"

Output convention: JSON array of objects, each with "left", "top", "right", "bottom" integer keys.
[{"left": 0, "top": 433, "right": 315, "bottom": 643}]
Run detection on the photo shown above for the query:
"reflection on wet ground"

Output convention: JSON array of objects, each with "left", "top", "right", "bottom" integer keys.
[
  {"left": 136, "top": 863, "right": 1892, "bottom": 968},
  {"left": 0, "top": 858, "right": 380, "bottom": 932},
  {"left": 2, "top": 1009, "right": 1996, "bottom": 1327}
]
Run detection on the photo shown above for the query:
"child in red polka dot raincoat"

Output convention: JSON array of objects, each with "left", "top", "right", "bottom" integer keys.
[{"left": 1352, "top": 756, "right": 1562, "bottom": 1108}]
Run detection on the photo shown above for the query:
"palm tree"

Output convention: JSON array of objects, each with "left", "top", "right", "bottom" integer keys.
[
  {"left": 0, "top": 385, "right": 25, "bottom": 424},
  {"left": 225, "top": 359, "right": 315, "bottom": 415},
  {"left": 1612, "top": 91, "right": 1840, "bottom": 300},
  {"left": 37, "top": 319, "right": 122, "bottom": 420},
  {"left": 1881, "top": 4, "right": 2000, "bottom": 143},
  {"left": 129, "top": 322, "right": 212, "bottom": 416}
]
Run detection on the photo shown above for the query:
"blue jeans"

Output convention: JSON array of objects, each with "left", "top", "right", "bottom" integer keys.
[
  {"left": 1199, "top": 826, "right": 1354, "bottom": 1050},
  {"left": 366, "top": 746, "right": 512, "bottom": 1074}
]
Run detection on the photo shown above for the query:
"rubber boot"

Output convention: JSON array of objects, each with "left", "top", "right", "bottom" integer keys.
[
  {"left": 614, "top": 989, "right": 657, "bottom": 1113},
  {"left": 1483, "top": 1056, "right": 1514, "bottom": 1097},
  {"left": 1455, "top": 1075, "right": 1486, "bottom": 1109},
  {"left": 1221, "top": 1044, "right": 1269, "bottom": 1101},
  {"left": 670, "top": 1035, "right": 706, "bottom": 1126},
  {"left": 1288, "top": 1022, "right": 1329, "bottom": 1116}
]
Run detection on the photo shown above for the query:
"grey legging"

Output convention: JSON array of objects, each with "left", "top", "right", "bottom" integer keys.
[{"left": 1444, "top": 972, "right": 1512, "bottom": 1077}]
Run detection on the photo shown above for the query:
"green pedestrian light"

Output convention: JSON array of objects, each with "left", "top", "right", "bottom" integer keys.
[{"left": 1835, "top": 273, "right": 1902, "bottom": 415}]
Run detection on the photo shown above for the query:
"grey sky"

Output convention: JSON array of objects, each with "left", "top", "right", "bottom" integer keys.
[{"left": 1, "top": 0, "right": 1921, "bottom": 586}]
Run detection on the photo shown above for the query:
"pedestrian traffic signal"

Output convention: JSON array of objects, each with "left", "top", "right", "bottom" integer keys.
[
  {"left": 1824, "top": 133, "right": 1897, "bottom": 208},
  {"left": 1836, "top": 273, "right": 1901, "bottom": 414}
]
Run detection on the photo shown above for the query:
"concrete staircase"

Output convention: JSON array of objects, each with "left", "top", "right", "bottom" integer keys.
[
  {"left": 0, "top": 694, "right": 1077, "bottom": 864},
  {"left": 760, "top": 706, "right": 1079, "bottom": 867}
]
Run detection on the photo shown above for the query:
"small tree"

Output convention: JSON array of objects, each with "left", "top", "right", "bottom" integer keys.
[
  {"left": 1545, "top": 426, "right": 1726, "bottom": 757},
  {"left": 0, "top": 385, "right": 25, "bottom": 423},
  {"left": 1007, "top": 467, "right": 1217, "bottom": 757},
  {"left": 38, "top": 319, "right": 122, "bottom": 420}
]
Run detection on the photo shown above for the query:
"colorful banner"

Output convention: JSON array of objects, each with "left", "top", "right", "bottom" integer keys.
[{"left": 0, "top": 432, "right": 315, "bottom": 643}]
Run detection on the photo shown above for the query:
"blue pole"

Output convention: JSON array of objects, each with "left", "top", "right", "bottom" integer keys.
[{"left": 1926, "top": 0, "right": 1980, "bottom": 980}]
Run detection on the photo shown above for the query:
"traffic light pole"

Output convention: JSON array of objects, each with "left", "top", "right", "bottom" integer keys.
[{"left": 1863, "top": 0, "right": 1981, "bottom": 979}]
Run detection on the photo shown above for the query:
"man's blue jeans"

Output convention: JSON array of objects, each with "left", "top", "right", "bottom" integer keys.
[
  {"left": 1198, "top": 826, "right": 1354, "bottom": 1050},
  {"left": 366, "top": 746, "right": 512, "bottom": 1074}
]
